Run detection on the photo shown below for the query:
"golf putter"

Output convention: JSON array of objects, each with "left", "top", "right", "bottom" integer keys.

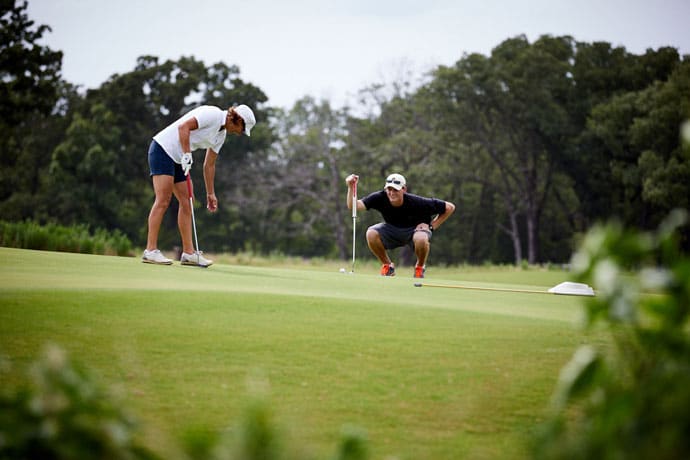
[
  {"left": 185, "top": 174, "right": 201, "bottom": 263},
  {"left": 351, "top": 177, "right": 357, "bottom": 273}
]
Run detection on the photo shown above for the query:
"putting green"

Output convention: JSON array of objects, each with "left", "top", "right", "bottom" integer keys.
[{"left": 0, "top": 248, "right": 590, "bottom": 459}]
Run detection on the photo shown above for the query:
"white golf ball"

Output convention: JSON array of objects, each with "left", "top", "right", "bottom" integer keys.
[{"left": 339, "top": 268, "right": 346, "bottom": 273}]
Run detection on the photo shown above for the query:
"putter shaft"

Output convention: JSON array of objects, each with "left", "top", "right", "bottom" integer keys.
[{"left": 186, "top": 175, "right": 200, "bottom": 254}]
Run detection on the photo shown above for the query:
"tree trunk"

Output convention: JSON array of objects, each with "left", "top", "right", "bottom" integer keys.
[
  {"left": 509, "top": 212, "right": 523, "bottom": 265},
  {"left": 526, "top": 212, "right": 537, "bottom": 265}
]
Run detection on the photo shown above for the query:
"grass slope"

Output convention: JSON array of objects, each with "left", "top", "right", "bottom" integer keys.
[{"left": 0, "top": 248, "right": 590, "bottom": 459}]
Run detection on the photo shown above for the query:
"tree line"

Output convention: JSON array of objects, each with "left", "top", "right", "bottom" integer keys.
[{"left": 2, "top": 1, "right": 689, "bottom": 264}]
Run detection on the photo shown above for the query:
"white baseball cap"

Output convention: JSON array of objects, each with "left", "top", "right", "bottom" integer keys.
[
  {"left": 234, "top": 104, "right": 256, "bottom": 136},
  {"left": 384, "top": 173, "right": 406, "bottom": 190}
]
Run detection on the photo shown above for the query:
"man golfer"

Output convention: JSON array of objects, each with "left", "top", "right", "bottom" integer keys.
[
  {"left": 345, "top": 173, "right": 455, "bottom": 278},
  {"left": 142, "top": 104, "right": 256, "bottom": 267}
]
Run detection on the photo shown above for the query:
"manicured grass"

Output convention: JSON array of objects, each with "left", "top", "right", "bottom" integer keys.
[{"left": 0, "top": 248, "right": 594, "bottom": 459}]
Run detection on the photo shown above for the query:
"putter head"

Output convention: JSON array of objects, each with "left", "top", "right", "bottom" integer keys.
[{"left": 414, "top": 283, "right": 423, "bottom": 287}]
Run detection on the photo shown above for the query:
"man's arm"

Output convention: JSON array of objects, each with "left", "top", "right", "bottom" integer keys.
[
  {"left": 430, "top": 201, "right": 455, "bottom": 231},
  {"left": 345, "top": 174, "right": 367, "bottom": 212}
]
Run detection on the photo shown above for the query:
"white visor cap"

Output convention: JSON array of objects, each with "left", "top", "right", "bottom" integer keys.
[{"left": 235, "top": 104, "right": 256, "bottom": 136}]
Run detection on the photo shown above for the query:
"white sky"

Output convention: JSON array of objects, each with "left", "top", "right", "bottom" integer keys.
[{"left": 27, "top": 0, "right": 690, "bottom": 110}]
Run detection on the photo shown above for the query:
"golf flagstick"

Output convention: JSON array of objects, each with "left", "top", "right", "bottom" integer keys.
[
  {"left": 413, "top": 281, "right": 595, "bottom": 296},
  {"left": 351, "top": 178, "right": 357, "bottom": 273},
  {"left": 185, "top": 174, "right": 200, "bottom": 256}
]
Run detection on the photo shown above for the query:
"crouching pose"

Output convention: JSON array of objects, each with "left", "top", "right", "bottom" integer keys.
[{"left": 345, "top": 173, "right": 455, "bottom": 278}]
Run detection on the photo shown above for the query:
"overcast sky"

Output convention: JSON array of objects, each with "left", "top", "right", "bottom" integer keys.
[{"left": 27, "top": 0, "right": 690, "bottom": 110}]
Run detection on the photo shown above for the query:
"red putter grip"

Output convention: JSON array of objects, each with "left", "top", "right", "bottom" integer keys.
[{"left": 186, "top": 175, "right": 193, "bottom": 200}]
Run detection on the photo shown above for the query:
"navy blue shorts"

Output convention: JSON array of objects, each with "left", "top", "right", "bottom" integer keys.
[
  {"left": 148, "top": 140, "right": 186, "bottom": 183},
  {"left": 369, "top": 222, "right": 432, "bottom": 250}
]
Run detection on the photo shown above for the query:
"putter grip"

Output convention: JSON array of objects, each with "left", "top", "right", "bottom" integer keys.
[
  {"left": 186, "top": 175, "right": 193, "bottom": 200},
  {"left": 352, "top": 181, "right": 357, "bottom": 218}
]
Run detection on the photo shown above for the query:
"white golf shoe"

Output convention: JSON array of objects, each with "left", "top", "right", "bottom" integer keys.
[
  {"left": 180, "top": 251, "right": 213, "bottom": 267},
  {"left": 142, "top": 249, "right": 173, "bottom": 265}
]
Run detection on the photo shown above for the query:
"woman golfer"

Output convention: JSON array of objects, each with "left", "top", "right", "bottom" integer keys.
[{"left": 142, "top": 104, "right": 256, "bottom": 267}]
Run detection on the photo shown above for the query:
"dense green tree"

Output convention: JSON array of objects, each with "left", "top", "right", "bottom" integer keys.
[
  {"left": 0, "top": 0, "right": 64, "bottom": 219},
  {"left": 2, "top": 0, "right": 686, "bottom": 264},
  {"left": 58, "top": 57, "right": 271, "bottom": 250},
  {"left": 565, "top": 45, "right": 682, "bottom": 225},
  {"left": 262, "top": 97, "right": 349, "bottom": 257},
  {"left": 581, "top": 59, "right": 689, "bottom": 234},
  {"left": 43, "top": 103, "right": 125, "bottom": 230},
  {"left": 85, "top": 55, "right": 208, "bottom": 177},
  {"left": 345, "top": 84, "right": 462, "bottom": 265},
  {"left": 0, "top": 0, "right": 62, "bottom": 126},
  {"left": 424, "top": 35, "right": 579, "bottom": 264},
  {"left": 419, "top": 36, "right": 686, "bottom": 264},
  {"left": 44, "top": 56, "right": 208, "bottom": 244}
]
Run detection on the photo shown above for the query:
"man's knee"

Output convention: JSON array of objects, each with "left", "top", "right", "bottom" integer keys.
[
  {"left": 366, "top": 226, "right": 381, "bottom": 242},
  {"left": 412, "top": 230, "right": 430, "bottom": 247},
  {"left": 413, "top": 228, "right": 430, "bottom": 242}
]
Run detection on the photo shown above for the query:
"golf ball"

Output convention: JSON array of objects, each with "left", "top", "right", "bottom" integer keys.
[{"left": 339, "top": 268, "right": 346, "bottom": 273}]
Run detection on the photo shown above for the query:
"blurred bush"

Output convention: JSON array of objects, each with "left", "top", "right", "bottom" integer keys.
[
  {"left": 0, "top": 220, "right": 132, "bottom": 256},
  {"left": 533, "top": 209, "right": 690, "bottom": 460},
  {"left": 0, "top": 344, "right": 157, "bottom": 459},
  {"left": 1, "top": 346, "right": 370, "bottom": 460}
]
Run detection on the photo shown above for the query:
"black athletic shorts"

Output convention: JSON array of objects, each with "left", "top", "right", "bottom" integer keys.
[
  {"left": 369, "top": 222, "right": 432, "bottom": 250},
  {"left": 148, "top": 140, "right": 186, "bottom": 183}
]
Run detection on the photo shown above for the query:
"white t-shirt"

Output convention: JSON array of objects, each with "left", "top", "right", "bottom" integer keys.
[{"left": 152, "top": 105, "right": 227, "bottom": 163}]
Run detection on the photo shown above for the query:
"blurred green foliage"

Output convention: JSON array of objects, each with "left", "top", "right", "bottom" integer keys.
[
  {"left": 0, "top": 344, "right": 157, "bottom": 459},
  {"left": 0, "top": 220, "right": 132, "bottom": 256},
  {"left": 0, "top": 346, "right": 370, "bottom": 460},
  {"left": 533, "top": 209, "right": 690, "bottom": 459}
]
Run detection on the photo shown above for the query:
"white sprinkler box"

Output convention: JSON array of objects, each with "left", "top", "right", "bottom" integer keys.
[{"left": 548, "top": 282, "right": 596, "bottom": 296}]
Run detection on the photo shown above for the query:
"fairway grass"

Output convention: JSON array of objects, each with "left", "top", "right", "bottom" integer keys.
[{"left": 0, "top": 248, "right": 593, "bottom": 459}]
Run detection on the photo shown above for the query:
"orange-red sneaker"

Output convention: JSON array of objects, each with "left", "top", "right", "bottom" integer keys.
[
  {"left": 380, "top": 263, "right": 396, "bottom": 276},
  {"left": 414, "top": 265, "right": 426, "bottom": 278}
]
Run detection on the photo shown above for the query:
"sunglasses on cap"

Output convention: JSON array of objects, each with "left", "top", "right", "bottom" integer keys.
[{"left": 386, "top": 179, "right": 403, "bottom": 185}]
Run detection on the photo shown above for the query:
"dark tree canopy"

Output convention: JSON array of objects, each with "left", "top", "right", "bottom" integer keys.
[{"left": 1, "top": 2, "right": 687, "bottom": 263}]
